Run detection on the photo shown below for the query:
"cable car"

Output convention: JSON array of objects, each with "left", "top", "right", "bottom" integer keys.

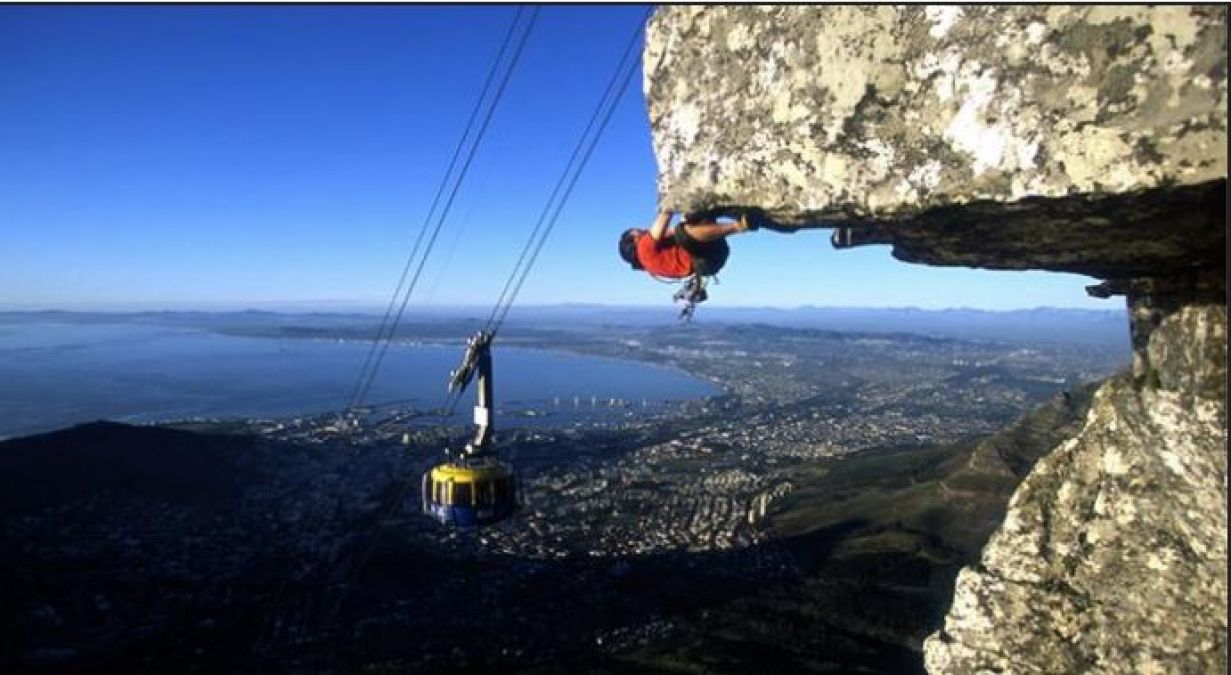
[
  {"left": 422, "top": 330, "right": 520, "bottom": 527},
  {"left": 422, "top": 455, "right": 517, "bottom": 527}
]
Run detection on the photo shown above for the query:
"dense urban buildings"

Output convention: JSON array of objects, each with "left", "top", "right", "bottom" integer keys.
[{"left": 1, "top": 319, "right": 1124, "bottom": 671}]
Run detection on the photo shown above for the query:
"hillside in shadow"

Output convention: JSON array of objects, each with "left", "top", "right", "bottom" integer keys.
[{"left": 1, "top": 384, "right": 1096, "bottom": 673}]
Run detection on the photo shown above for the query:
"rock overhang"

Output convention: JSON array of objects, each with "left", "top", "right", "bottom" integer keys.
[
  {"left": 644, "top": 8, "right": 1229, "bottom": 674},
  {"left": 644, "top": 5, "right": 1227, "bottom": 280}
]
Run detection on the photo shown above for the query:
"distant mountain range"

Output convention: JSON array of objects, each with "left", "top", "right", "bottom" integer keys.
[{"left": 1, "top": 304, "right": 1129, "bottom": 349}]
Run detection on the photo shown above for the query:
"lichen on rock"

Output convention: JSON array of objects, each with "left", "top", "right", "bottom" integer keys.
[
  {"left": 922, "top": 286, "right": 1226, "bottom": 673},
  {"left": 644, "top": 6, "right": 1226, "bottom": 278},
  {"left": 643, "top": 6, "right": 1228, "bottom": 673},
  {"left": 646, "top": 5, "right": 1226, "bottom": 220},
  {"left": 923, "top": 303, "right": 1227, "bottom": 672}
]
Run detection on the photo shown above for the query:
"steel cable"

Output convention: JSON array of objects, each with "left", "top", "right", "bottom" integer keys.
[
  {"left": 348, "top": 6, "right": 539, "bottom": 410},
  {"left": 256, "top": 7, "right": 537, "bottom": 654},
  {"left": 483, "top": 8, "right": 650, "bottom": 337},
  {"left": 317, "top": 9, "right": 652, "bottom": 646},
  {"left": 346, "top": 6, "right": 527, "bottom": 412}
]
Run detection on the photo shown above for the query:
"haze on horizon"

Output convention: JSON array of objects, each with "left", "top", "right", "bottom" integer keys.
[{"left": 1, "top": 5, "right": 1120, "bottom": 312}]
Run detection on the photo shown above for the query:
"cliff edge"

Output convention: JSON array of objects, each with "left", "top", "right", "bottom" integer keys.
[
  {"left": 645, "top": 6, "right": 1227, "bottom": 672},
  {"left": 645, "top": 6, "right": 1225, "bottom": 278}
]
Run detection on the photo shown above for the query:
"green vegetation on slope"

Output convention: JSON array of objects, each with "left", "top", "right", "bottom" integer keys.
[{"left": 616, "top": 383, "right": 1099, "bottom": 673}]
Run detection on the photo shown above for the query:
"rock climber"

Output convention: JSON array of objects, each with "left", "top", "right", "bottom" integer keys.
[{"left": 617, "top": 210, "right": 754, "bottom": 280}]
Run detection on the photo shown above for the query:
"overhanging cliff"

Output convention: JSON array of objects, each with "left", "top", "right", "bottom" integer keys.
[
  {"left": 644, "top": 6, "right": 1227, "bottom": 673},
  {"left": 925, "top": 301, "right": 1226, "bottom": 673},
  {"left": 644, "top": 5, "right": 1225, "bottom": 279}
]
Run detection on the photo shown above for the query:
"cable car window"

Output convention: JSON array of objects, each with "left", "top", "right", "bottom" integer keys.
[
  {"left": 475, "top": 480, "right": 493, "bottom": 507},
  {"left": 453, "top": 482, "right": 472, "bottom": 507}
]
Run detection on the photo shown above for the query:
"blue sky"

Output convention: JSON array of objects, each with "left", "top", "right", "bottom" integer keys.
[{"left": 1, "top": 5, "right": 1116, "bottom": 311}]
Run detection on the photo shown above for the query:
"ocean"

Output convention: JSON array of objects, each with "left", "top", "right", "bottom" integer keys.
[{"left": 0, "top": 321, "right": 718, "bottom": 439}]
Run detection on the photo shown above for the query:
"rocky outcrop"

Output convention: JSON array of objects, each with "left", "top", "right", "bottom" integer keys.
[
  {"left": 644, "top": 5, "right": 1226, "bottom": 278},
  {"left": 645, "top": 6, "right": 1228, "bottom": 673},
  {"left": 924, "top": 299, "right": 1227, "bottom": 673}
]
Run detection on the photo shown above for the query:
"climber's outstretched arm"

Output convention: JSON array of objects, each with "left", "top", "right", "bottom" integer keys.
[{"left": 649, "top": 210, "right": 674, "bottom": 241}]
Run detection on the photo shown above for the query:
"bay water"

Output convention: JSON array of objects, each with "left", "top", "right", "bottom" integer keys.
[{"left": 0, "top": 321, "right": 717, "bottom": 439}]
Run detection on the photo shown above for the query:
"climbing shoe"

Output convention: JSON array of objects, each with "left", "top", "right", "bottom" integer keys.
[{"left": 735, "top": 212, "right": 759, "bottom": 233}]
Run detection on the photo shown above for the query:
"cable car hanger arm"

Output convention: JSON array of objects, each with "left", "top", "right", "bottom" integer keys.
[{"left": 448, "top": 330, "right": 495, "bottom": 454}]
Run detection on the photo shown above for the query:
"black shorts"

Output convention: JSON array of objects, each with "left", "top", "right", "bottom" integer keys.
[{"left": 673, "top": 223, "right": 729, "bottom": 276}]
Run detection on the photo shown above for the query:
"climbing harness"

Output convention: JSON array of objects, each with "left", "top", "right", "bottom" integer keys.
[{"left": 649, "top": 270, "right": 715, "bottom": 323}]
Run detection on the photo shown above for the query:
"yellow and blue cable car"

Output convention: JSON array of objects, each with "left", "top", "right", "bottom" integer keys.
[
  {"left": 422, "top": 330, "right": 519, "bottom": 527},
  {"left": 422, "top": 456, "right": 517, "bottom": 527}
]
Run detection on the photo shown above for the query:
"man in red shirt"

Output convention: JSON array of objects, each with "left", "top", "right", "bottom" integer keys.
[{"left": 617, "top": 210, "right": 754, "bottom": 279}]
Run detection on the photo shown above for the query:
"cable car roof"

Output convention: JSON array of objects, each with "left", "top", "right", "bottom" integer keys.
[{"left": 429, "top": 461, "right": 512, "bottom": 484}]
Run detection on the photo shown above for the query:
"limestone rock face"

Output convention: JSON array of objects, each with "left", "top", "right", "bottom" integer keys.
[
  {"left": 644, "top": 6, "right": 1226, "bottom": 277},
  {"left": 923, "top": 302, "right": 1227, "bottom": 673}
]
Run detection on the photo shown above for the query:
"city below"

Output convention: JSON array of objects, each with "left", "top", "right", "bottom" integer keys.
[{"left": 1, "top": 314, "right": 1127, "bottom": 673}]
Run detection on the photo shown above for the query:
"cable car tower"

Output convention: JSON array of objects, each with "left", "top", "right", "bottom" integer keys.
[{"left": 421, "top": 330, "right": 518, "bottom": 527}]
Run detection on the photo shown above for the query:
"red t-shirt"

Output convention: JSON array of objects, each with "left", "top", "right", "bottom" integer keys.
[{"left": 636, "top": 233, "right": 692, "bottom": 278}]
